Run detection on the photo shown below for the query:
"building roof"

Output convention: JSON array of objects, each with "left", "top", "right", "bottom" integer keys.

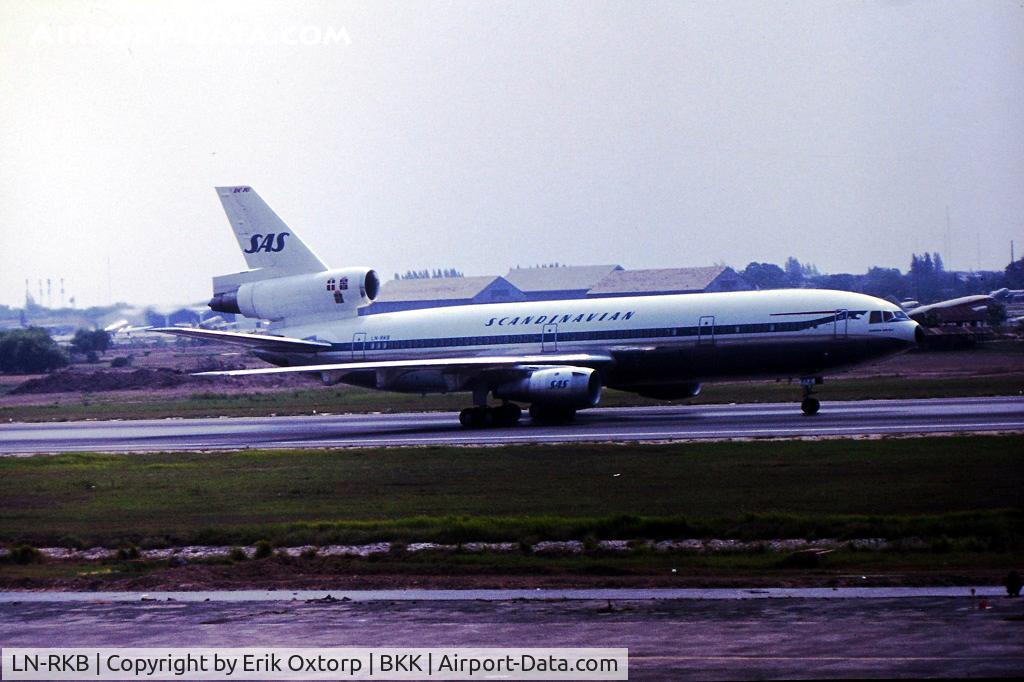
[
  {"left": 587, "top": 266, "right": 734, "bottom": 295},
  {"left": 374, "top": 276, "right": 507, "bottom": 302},
  {"left": 504, "top": 265, "right": 623, "bottom": 292}
]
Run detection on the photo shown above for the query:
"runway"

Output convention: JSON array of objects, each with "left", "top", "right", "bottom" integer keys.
[
  {"left": 2, "top": 589, "right": 1021, "bottom": 679},
  {"left": 1, "top": 396, "right": 1022, "bottom": 454}
]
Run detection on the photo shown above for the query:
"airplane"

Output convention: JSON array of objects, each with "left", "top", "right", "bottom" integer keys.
[{"left": 156, "top": 186, "right": 923, "bottom": 427}]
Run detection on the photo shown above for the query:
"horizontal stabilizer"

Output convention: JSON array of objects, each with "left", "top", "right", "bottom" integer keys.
[
  {"left": 193, "top": 353, "right": 614, "bottom": 377},
  {"left": 152, "top": 327, "right": 332, "bottom": 353}
]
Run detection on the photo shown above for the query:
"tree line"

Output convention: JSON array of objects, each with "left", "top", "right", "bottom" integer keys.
[
  {"left": 741, "top": 254, "right": 1024, "bottom": 305},
  {"left": 394, "top": 268, "right": 465, "bottom": 280},
  {"left": 0, "top": 328, "right": 111, "bottom": 374}
]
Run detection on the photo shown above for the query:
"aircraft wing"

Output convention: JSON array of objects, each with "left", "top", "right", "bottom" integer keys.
[
  {"left": 152, "top": 327, "right": 333, "bottom": 353},
  {"left": 193, "top": 353, "right": 614, "bottom": 377}
]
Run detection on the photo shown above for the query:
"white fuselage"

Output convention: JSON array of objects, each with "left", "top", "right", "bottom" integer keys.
[{"left": 262, "top": 288, "right": 918, "bottom": 391}]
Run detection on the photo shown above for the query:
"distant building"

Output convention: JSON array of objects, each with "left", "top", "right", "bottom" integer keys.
[
  {"left": 144, "top": 306, "right": 203, "bottom": 327},
  {"left": 505, "top": 265, "right": 623, "bottom": 301},
  {"left": 361, "top": 264, "right": 752, "bottom": 314},
  {"left": 586, "top": 266, "right": 751, "bottom": 298},
  {"left": 362, "top": 276, "right": 527, "bottom": 314}
]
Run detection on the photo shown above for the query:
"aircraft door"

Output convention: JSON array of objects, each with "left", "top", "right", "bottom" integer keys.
[
  {"left": 697, "top": 316, "right": 715, "bottom": 345},
  {"left": 833, "top": 309, "right": 848, "bottom": 339},
  {"left": 352, "top": 332, "right": 367, "bottom": 360},
  {"left": 542, "top": 324, "right": 558, "bottom": 352}
]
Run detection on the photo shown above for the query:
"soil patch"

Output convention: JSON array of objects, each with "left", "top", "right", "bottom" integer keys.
[{"left": 11, "top": 368, "right": 199, "bottom": 394}]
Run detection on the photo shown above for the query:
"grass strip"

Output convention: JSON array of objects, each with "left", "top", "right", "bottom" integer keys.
[{"left": 1, "top": 436, "right": 1020, "bottom": 549}]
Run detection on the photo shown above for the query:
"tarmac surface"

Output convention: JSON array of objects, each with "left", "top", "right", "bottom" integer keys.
[
  {"left": 1, "top": 396, "right": 1022, "bottom": 454},
  {"left": 1, "top": 589, "right": 1021, "bottom": 679}
]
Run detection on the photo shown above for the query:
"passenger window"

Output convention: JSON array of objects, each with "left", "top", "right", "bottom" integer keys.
[{"left": 869, "top": 311, "right": 882, "bottom": 324}]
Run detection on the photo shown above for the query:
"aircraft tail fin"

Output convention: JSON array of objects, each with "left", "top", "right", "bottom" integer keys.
[{"left": 215, "top": 186, "right": 327, "bottom": 275}]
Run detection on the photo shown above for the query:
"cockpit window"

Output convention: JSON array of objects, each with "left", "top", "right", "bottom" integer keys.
[
  {"left": 883, "top": 311, "right": 894, "bottom": 322},
  {"left": 870, "top": 311, "right": 882, "bottom": 324},
  {"left": 893, "top": 310, "right": 909, "bottom": 321}
]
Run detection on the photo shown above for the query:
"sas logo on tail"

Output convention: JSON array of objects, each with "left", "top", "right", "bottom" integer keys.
[{"left": 244, "top": 233, "right": 290, "bottom": 253}]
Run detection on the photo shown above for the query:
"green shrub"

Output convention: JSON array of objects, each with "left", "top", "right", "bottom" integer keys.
[
  {"left": 229, "top": 547, "right": 247, "bottom": 562},
  {"left": 70, "top": 329, "right": 110, "bottom": 355},
  {"left": 254, "top": 540, "right": 273, "bottom": 559},
  {"left": 9, "top": 545, "right": 44, "bottom": 564},
  {"left": 0, "top": 328, "right": 68, "bottom": 373},
  {"left": 116, "top": 543, "right": 140, "bottom": 560}
]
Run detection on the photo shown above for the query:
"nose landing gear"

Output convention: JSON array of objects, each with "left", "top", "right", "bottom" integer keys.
[
  {"left": 801, "top": 396, "right": 820, "bottom": 416},
  {"left": 800, "top": 377, "right": 822, "bottom": 416}
]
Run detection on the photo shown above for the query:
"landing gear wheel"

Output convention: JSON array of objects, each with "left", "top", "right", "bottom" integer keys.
[
  {"left": 459, "top": 407, "right": 494, "bottom": 429},
  {"left": 801, "top": 397, "right": 820, "bottom": 416},
  {"left": 799, "top": 376, "right": 823, "bottom": 416},
  {"left": 529, "top": 404, "right": 576, "bottom": 424},
  {"left": 494, "top": 403, "right": 522, "bottom": 427}
]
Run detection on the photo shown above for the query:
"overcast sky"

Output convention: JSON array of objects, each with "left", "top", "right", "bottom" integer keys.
[{"left": 1, "top": 0, "right": 1022, "bottom": 308}]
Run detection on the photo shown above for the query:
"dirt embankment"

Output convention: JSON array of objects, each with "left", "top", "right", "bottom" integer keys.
[
  {"left": 7, "top": 353, "right": 314, "bottom": 396},
  {"left": 11, "top": 368, "right": 201, "bottom": 394}
]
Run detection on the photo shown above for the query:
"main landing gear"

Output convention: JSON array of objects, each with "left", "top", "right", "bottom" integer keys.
[
  {"left": 459, "top": 382, "right": 525, "bottom": 429},
  {"left": 800, "top": 376, "right": 822, "bottom": 416},
  {"left": 459, "top": 403, "right": 522, "bottom": 429},
  {"left": 528, "top": 404, "right": 577, "bottom": 424}
]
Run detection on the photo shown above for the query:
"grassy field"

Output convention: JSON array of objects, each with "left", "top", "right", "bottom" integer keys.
[
  {"left": 1, "top": 373, "right": 1022, "bottom": 422},
  {"left": 1, "top": 436, "right": 1019, "bottom": 549},
  {"left": 2, "top": 436, "right": 1020, "bottom": 587}
]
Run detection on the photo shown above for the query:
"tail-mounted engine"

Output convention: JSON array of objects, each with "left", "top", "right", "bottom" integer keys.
[{"left": 210, "top": 267, "right": 380, "bottom": 322}]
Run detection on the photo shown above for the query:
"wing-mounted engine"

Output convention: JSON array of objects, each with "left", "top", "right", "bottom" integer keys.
[
  {"left": 494, "top": 366, "right": 602, "bottom": 409},
  {"left": 210, "top": 267, "right": 380, "bottom": 323}
]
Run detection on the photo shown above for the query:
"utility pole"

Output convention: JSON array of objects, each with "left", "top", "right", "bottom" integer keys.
[{"left": 944, "top": 205, "right": 951, "bottom": 270}]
